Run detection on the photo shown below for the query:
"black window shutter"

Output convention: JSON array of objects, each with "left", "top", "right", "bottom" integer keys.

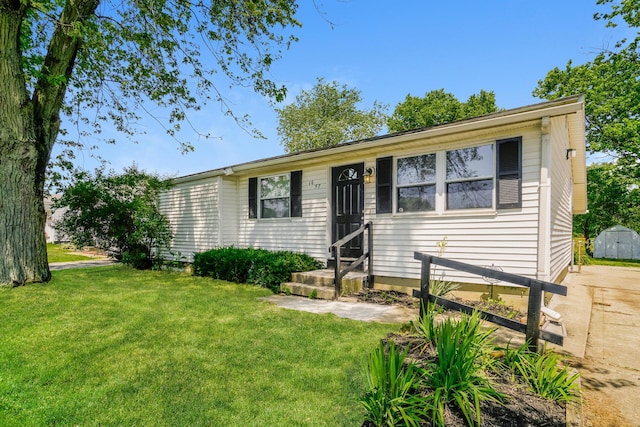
[
  {"left": 496, "top": 137, "right": 522, "bottom": 209},
  {"left": 290, "top": 170, "right": 302, "bottom": 217},
  {"left": 376, "top": 156, "right": 393, "bottom": 213},
  {"left": 248, "top": 177, "right": 258, "bottom": 219}
]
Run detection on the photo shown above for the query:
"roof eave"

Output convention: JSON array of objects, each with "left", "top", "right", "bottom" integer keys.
[{"left": 174, "top": 95, "right": 586, "bottom": 184}]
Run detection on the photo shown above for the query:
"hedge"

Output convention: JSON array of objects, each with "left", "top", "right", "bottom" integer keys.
[{"left": 192, "top": 247, "right": 322, "bottom": 292}]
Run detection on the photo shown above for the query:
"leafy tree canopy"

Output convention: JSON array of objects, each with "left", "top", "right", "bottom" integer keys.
[
  {"left": 574, "top": 163, "right": 640, "bottom": 245},
  {"left": 387, "top": 89, "right": 501, "bottom": 133},
  {"left": 534, "top": 0, "right": 640, "bottom": 163},
  {"left": 54, "top": 166, "right": 174, "bottom": 269},
  {"left": 275, "top": 77, "right": 387, "bottom": 153},
  {"left": 21, "top": 0, "right": 301, "bottom": 170},
  {"left": 1, "top": 0, "right": 301, "bottom": 284}
]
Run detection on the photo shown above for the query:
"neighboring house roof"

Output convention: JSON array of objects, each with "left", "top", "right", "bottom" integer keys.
[{"left": 175, "top": 95, "right": 587, "bottom": 212}]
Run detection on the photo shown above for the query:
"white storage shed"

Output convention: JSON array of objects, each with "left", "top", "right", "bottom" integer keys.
[{"left": 594, "top": 225, "right": 640, "bottom": 260}]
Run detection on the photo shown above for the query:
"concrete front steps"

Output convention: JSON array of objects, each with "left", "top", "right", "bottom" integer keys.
[{"left": 281, "top": 269, "right": 369, "bottom": 300}]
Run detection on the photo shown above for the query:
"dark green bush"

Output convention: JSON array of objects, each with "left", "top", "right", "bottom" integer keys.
[
  {"left": 122, "top": 244, "right": 153, "bottom": 270},
  {"left": 192, "top": 247, "right": 322, "bottom": 292}
]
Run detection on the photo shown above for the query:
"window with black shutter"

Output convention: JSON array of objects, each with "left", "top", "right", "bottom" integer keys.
[
  {"left": 249, "top": 171, "right": 303, "bottom": 219},
  {"left": 376, "top": 156, "right": 393, "bottom": 213},
  {"left": 496, "top": 137, "right": 522, "bottom": 209}
]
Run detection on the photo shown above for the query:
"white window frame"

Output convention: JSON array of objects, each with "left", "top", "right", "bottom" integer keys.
[
  {"left": 395, "top": 153, "right": 437, "bottom": 213},
  {"left": 394, "top": 143, "right": 497, "bottom": 214},
  {"left": 259, "top": 173, "right": 291, "bottom": 219},
  {"left": 444, "top": 144, "right": 495, "bottom": 211}
]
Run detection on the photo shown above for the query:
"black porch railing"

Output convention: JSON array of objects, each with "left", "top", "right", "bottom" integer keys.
[
  {"left": 329, "top": 221, "right": 373, "bottom": 299},
  {"left": 413, "top": 252, "right": 567, "bottom": 352}
]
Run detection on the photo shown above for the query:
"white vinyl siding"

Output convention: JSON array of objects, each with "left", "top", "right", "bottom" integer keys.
[
  {"left": 158, "top": 177, "right": 221, "bottom": 260},
  {"left": 238, "top": 166, "right": 328, "bottom": 261},
  {"left": 220, "top": 177, "right": 239, "bottom": 247},
  {"left": 369, "top": 129, "right": 541, "bottom": 285},
  {"left": 549, "top": 116, "right": 574, "bottom": 282}
]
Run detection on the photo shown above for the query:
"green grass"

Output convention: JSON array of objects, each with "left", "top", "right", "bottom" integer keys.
[
  {"left": 46, "top": 243, "right": 94, "bottom": 263},
  {"left": 0, "top": 266, "right": 397, "bottom": 426},
  {"left": 584, "top": 257, "right": 640, "bottom": 268}
]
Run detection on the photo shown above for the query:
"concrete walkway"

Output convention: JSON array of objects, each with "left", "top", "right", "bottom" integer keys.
[
  {"left": 49, "top": 259, "right": 116, "bottom": 270},
  {"left": 262, "top": 266, "right": 617, "bottom": 358},
  {"left": 261, "top": 295, "right": 418, "bottom": 323}
]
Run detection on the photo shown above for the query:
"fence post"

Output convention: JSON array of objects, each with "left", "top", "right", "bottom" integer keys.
[
  {"left": 419, "top": 256, "right": 432, "bottom": 319},
  {"left": 525, "top": 280, "right": 543, "bottom": 352},
  {"left": 333, "top": 245, "right": 341, "bottom": 299}
]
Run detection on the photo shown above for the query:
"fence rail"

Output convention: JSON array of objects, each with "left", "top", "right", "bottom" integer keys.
[{"left": 413, "top": 252, "right": 567, "bottom": 352}]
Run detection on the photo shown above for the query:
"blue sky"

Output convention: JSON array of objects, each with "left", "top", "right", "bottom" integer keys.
[{"left": 58, "top": 0, "right": 631, "bottom": 177}]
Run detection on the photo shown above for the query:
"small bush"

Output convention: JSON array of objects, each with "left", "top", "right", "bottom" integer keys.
[
  {"left": 122, "top": 245, "right": 153, "bottom": 270},
  {"left": 192, "top": 247, "right": 322, "bottom": 292}
]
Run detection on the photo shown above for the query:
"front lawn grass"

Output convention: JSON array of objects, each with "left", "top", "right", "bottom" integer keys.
[
  {"left": 47, "top": 243, "right": 94, "bottom": 263},
  {"left": 0, "top": 266, "right": 398, "bottom": 426}
]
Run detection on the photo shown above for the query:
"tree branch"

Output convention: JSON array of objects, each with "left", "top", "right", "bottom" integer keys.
[{"left": 32, "top": 0, "right": 100, "bottom": 175}]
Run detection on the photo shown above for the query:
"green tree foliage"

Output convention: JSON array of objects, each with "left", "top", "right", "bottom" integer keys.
[
  {"left": 54, "top": 167, "right": 174, "bottom": 269},
  {"left": 275, "top": 78, "right": 387, "bottom": 153},
  {"left": 573, "top": 163, "right": 640, "bottom": 243},
  {"left": 387, "top": 89, "right": 500, "bottom": 133},
  {"left": 1, "top": 0, "right": 300, "bottom": 284},
  {"left": 534, "top": 0, "right": 640, "bottom": 162}
]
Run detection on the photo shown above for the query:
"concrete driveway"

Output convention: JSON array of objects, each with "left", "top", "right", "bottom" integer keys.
[{"left": 554, "top": 265, "right": 640, "bottom": 426}]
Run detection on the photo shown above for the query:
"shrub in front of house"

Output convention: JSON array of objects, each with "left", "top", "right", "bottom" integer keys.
[
  {"left": 193, "top": 247, "right": 254, "bottom": 283},
  {"left": 193, "top": 247, "right": 322, "bottom": 292}
]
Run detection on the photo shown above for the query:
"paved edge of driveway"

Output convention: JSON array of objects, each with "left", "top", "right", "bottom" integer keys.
[
  {"left": 49, "top": 259, "right": 117, "bottom": 270},
  {"left": 547, "top": 273, "right": 594, "bottom": 358}
]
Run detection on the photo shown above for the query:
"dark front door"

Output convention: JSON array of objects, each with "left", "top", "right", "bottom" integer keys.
[{"left": 332, "top": 163, "right": 365, "bottom": 258}]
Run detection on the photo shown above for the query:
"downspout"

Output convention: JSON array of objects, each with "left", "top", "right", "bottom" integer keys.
[{"left": 537, "top": 116, "right": 552, "bottom": 283}]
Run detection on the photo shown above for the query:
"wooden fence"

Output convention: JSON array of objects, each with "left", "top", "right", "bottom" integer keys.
[{"left": 413, "top": 252, "right": 567, "bottom": 352}]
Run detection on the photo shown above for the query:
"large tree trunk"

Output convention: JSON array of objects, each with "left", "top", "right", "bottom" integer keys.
[
  {"left": 0, "top": 6, "right": 51, "bottom": 285},
  {"left": 1, "top": 0, "right": 100, "bottom": 285},
  {"left": 0, "top": 155, "right": 51, "bottom": 285}
]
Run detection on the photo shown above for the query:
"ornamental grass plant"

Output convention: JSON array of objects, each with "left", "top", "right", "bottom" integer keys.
[
  {"left": 361, "top": 307, "right": 578, "bottom": 426},
  {"left": 422, "top": 311, "right": 504, "bottom": 427},
  {"left": 359, "top": 341, "right": 426, "bottom": 427},
  {"left": 501, "top": 344, "right": 581, "bottom": 403}
]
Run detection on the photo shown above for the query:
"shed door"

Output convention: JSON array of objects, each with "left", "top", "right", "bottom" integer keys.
[
  {"left": 332, "top": 163, "right": 364, "bottom": 258},
  {"left": 616, "top": 230, "right": 633, "bottom": 259}
]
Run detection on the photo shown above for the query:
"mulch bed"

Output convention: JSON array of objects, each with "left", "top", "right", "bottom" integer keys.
[
  {"left": 380, "top": 333, "right": 566, "bottom": 427},
  {"left": 356, "top": 289, "right": 566, "bottom": 426},
  {"left": 355, "top": 289, "right": 527, "bottom": 320}
]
